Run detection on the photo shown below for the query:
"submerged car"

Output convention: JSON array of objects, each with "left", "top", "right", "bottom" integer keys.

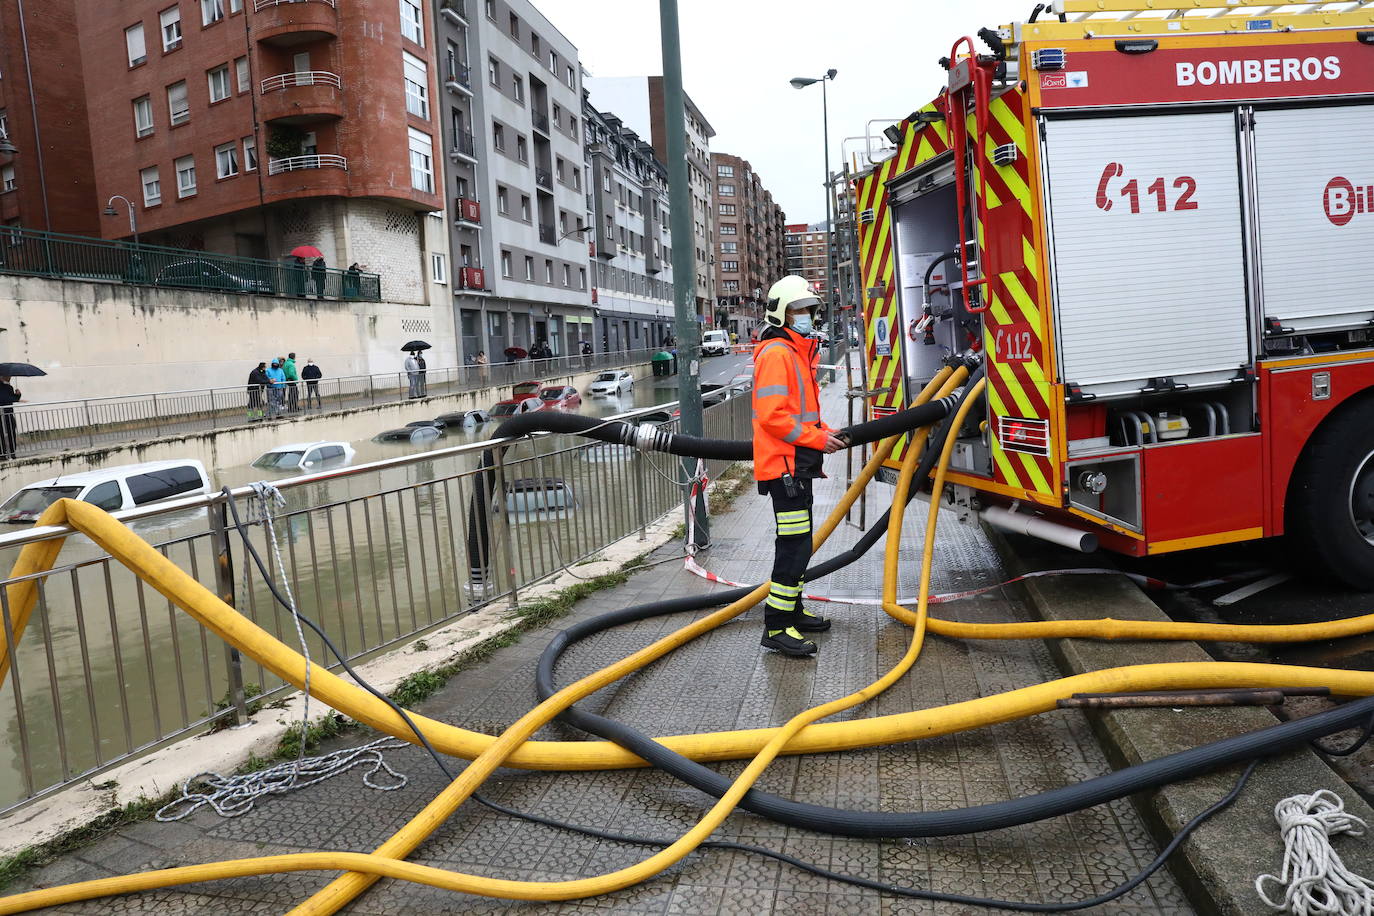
[
  {"left": 489, "top": 398, "right": 541, "bottom": 418},
  {"left": 538, "top": 385, "right": 581, "bottom": 411},
  {"left": 435, "top": 409, "right": 490, "bottom": 428},
  {"left": 502, "top": 477, "right": 576, "bottom": 516},
  {"left": 0, "top": 459, "right": 212, "bottom": 523},
  {"left": 587, "top": 370, "right": 634, "bottom": 397},
  {"left": 374, "top": 424, "right": 445, "bottom": 443},
  {"left": 251, "top": 441, "right": 356, "bottom": 472}
]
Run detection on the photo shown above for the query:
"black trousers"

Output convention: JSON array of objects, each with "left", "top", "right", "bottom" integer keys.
[{"left": 759, "top": 477, "right": 814, "bottom": 632}]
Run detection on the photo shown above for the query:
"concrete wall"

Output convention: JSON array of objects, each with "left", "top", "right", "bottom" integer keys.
[{"left": 0, "top": 273, "right": 459, "bottom": 404}]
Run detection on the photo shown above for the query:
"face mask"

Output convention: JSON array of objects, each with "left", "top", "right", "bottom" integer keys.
[{"left": 790, "top": 312, "right": 813, "bottom": 335}]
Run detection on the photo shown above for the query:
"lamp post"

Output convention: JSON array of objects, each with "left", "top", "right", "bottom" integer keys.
[
  {"left": 790, "top": 69, "right": 838, "bottom": 364},
  {"left": 103, "top": 195, "right": 139, "bottom": 246}
]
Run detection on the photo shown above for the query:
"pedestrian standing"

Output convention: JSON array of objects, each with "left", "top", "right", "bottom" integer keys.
[
  {"left": 301, "top": 358, "right": 323, "bottom": 408},
  {"left": 404, "top": 351, "right": 420, "bottom": 399},
  {"left": 0, "top": 376, "right": 22, "bottom": 460},
  {"left": 752, "top": 275, "right": 847, "bottom": 658},
  {"left": 283, "top": 352, "right": 300, "bottom": 411},
  {"left": 416, "top": 352, "right": 428, "bottom": 397},
  {"left": 246, "top": 361, "right": 269, "bottom": 421},
  {"left": 344, "top": 262, "right": 361, "bottom": 299},
  {"left": 291, "top": 256, "right": 308, "bottom": 298},
  {"left": 312, "top": 256, "right": 328, "bottom": 298},
  {"left": 265, "top": 359, "right": 287, "bottom": 418}
]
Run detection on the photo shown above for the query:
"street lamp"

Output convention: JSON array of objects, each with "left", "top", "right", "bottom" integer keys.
[
  {"left": 103, "top": 194, "right": 139, "bottom": 246},
  {"left": 790, "top": 68, "right": 838, "bottom": 362}
]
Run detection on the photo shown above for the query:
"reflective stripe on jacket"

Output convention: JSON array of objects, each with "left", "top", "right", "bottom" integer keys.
[{"left": 751, "top": 327, "right": 832, "bottom": 481}]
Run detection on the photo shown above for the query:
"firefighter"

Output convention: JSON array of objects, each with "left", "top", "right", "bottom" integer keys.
[{"left": 753, "top": 275, "right": 848, "bottom": 657}]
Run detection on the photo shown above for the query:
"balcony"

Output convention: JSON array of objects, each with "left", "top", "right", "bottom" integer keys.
[
  {"left": 444, "top": 63, "right": 472, "bottom": 95},
  {"left": 448, "top": 129, "right": 477, "bottom": 164},
  {"left": 535, "top": 168, "right": 552, "bottom": 191},
  {"left": 454, "top": 196, "right": 481, "bottom": 226},
  {"left": 459, "top": 266, "right": 486, "bottom": 290},
  {"left": 538, "top": 223, "right": 556, "bottom": 245},
  {"left": 268, "top": 154, "right": 346, "bottom": 175},
  {"left": 259, "top": 71, "right": 343, "bottom": 124},
  {"left": 254, "top": 0, "right": 338, "bottom": 47},
  {"left": 531, "top": 111, "right": 550, "bottom": 135},
  {"left": 262, "top": 154, "right": 349, "bottom": 201},
  {"left": 439, "top": 0, "right": 467, "bottom": 23}
]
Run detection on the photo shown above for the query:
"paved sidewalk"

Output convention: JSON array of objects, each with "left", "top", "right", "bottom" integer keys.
[{"left": 10, "top": 396, "right": 1196, "bottom": 914}]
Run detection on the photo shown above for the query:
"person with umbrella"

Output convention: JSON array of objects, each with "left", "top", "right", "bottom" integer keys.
[
  {"left": 401, "top": 341, "right": 430, "bottom": 398},
  {"left": 288, "top": 245, "right": 322, "bottom": 298},
  {"left": 0, "top": 362, "right": 40, "bottom": 460}
]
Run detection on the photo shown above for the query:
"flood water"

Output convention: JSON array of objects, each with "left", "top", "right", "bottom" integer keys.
[{"left": 0, "top": 357, "right": 753, "bottom": 810}]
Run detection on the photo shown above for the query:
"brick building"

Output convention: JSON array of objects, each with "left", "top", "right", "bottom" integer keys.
[
  {"left": 785, "top": 220, "right": 831, "bottom": 298},
  {"left": 65, "top": 0, "right": 448, "bottom": 304},
  {"left": 710, "top": 152, "right": 785, "bottom": 339}
]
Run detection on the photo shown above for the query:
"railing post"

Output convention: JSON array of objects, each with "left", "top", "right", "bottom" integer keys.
[
  {"left": 368, "top": 375, "right": 375, "bottom": 405},
  {"left": 208, "top": 388, "right": 217, "bottom": 429},
  {"left": 209, "top": 500, "right": 250, "bottom": 725},
  {"left": 82, "top": 401, "right": 95, "bottom": 448},
  {"left": 492, "top": 448, "right": 520, "bottom": 611},
  {"left": 151, "top": 393, "right": 163, "bottom": 437},
  {"left": 634, "top": 449, "right": 648, "bottom": 541}
]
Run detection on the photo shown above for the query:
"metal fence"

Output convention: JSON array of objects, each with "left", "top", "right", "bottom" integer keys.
[
  {"left": 0, "top": 225, "right": 382, "bottom": 301},
  {"left": 0, "top": 391, "right": 750, "bottom": 814},
  {"left": 7, "top": 348, "right": 662, "bottom": 459}
]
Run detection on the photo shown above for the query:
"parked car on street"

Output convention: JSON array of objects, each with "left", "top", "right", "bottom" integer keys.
[
  {"left": 538, "top": 385, "right": 581, "bottom": 411},
  {"left": 153, "top": 259, "right": 274, "bottom": 294},
  {"left": 252, "top": 441, "right": 356, "bottom": 472},
  {"left": 587, "top": 370, "right": 634, "bottom": 397},
  {"left": 0, "top": 459, "right": 212, "bottom": 523}
]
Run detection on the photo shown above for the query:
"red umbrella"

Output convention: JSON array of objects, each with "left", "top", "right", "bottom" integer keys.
[{"left": 289, "top": 245, "right": 323, "bottom": 259}]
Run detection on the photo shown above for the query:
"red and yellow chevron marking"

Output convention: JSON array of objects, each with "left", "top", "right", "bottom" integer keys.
[{"left": 855, "top": 88, "right": 1059, "bottom": 502}]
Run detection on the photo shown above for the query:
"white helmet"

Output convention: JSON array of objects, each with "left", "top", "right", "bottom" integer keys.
[{"left": 764, "top": 275, "right": 821, "bottom": 328}]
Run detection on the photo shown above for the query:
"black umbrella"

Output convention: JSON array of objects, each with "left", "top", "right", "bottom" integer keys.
[
  {"left": 0, "top": 363, "right": 45, "bottom": 377},
  {"left": 401, "top": 340, "right": 432, "bottom": 352}
]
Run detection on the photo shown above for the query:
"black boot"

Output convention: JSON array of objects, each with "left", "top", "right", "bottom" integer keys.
[
  {"left": 794, "top": 604, "right": 831, "bottom": 632},
  {"left": 761, "top": 626, "right": 817, "bottom": 657}
]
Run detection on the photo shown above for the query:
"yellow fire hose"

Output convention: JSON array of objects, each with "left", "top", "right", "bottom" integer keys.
[{"left": 5, "top": 366, "right": 1374, "bottom": 911}]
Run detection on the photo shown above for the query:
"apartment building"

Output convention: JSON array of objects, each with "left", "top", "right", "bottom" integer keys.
[
  {"left": 0, "top": 0, "right": 100, "bottom": 235},
  {"left": 710, "top": 152, "right": 786, "bottom": 339},
  {"left": 582, "top": 97, "right": 673, "bottom": 352},
  {"left": 434, "top": 0, "right": 592, "bottom": 361},
  {"left": 61, "top": 0, "right": 451, "bottom": 305},
  {"left": 785, "top": 221, "right": 831, "bottom": 298},
  {"left": 582, "top": 75, "right": 715, "bottom": 318}
]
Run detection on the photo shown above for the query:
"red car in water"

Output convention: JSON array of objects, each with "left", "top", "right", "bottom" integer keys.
[
  {"left": 537, "top": 385, "right": 582, "bottom": 411},
  {"left": 489, "top": 380, "right": 543, "bottom": 418}
]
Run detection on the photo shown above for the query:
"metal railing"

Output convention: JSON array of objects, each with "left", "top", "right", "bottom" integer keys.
[
  {"left": 0, "top": 225, "right": 381, "bottom": 302},
  {"left": 260, "top": 70, "right": 342, "bottom": 92},
  {"left": 0, "top": 391, "right": 750, "bottom": 814},
  {"left": 450, "top": 128, "right": 476, "bottom": 160},
  {"left": 5, "top": 348, "right": 662, "bottom": 460},
  {"left": 535, "top": 168, "right": 552, "bottom": 190},
  {"left": 268, "top": 154, "right": 347, "bottom": 175},
  {"left": 439, "top": 0, "right": 467, "bottom": 21},
  {"left": 255, "top": 0, "right": 335, "bottom": 9},
  {"left": 538, "top": 223, "right": 556, "bottom": 245},
  {"left": 531, "top": 111, "right": 550, "bottom": 134}
]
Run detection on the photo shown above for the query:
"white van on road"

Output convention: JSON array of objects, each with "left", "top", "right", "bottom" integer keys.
[
  {"left": 701, "top": 329, "right": 730, "bottom": 356},
  {"left": 0, "top": 460, "right": 213, "bottom": 524}
]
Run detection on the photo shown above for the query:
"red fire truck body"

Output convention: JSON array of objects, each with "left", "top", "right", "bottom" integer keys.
[{"left": 853, "top": 1, "right": 1374, "bottom": 586}]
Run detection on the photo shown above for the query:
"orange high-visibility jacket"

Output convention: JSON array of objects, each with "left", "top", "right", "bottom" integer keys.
[{"left": 751, "top": 328, "right": 834, "bottom": 481}]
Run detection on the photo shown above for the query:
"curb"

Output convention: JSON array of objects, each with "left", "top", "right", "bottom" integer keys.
[{"left": 985, "top": 526, "right": 1374, "bottom": 916}]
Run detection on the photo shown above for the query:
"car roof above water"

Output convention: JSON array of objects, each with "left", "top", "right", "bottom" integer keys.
[{"left": 20, "top": 459, "right": 208, "bottom": 490}]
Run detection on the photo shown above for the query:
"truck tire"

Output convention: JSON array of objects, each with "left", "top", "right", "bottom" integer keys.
[{"left": 1287, "top": 403, "right": 1374, "bottom": 591}]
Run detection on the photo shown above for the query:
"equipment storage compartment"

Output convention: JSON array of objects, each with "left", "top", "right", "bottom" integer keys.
[
  {"left": 1040, "top": 111, "right": 1253, "bottom": 398},
  {"left": 1252, "top": 103, "right": 1374, "bottom": 334}
]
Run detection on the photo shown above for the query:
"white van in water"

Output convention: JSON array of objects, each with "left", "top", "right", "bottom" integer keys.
[
  {"left": 0, "top": 460, "right": 213, "bottom": 524},
  {"left": 701, "top": 329, "right": 730, "bottom": 356}
]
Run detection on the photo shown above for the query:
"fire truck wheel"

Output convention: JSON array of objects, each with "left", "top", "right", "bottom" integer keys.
[{"left": 1288, "top": 405, "right": 1374, "bottom": 592}]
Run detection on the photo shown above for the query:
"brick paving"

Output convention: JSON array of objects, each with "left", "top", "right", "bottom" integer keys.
[{"left": 10, "top": 390, "right": 1196, "bottom": 914}]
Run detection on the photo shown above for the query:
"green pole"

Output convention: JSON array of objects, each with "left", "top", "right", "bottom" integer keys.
[{"left": 659, "top": 0, "right": 709, "bottom": 550}]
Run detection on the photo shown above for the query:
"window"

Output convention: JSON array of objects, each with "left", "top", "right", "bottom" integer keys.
[
  {"left": 579, "top": 267, "right": 586, "bottom": 290},
  {"left": 485, "top": 0, "right": 494, "bottom": 18},
  {"left": 508, "top": 12, "right": 519, "bottom": 38},
  {"left": 497, "top": 185, "right": 508, "bottom": 213},
  {"left": 523, "top": 256, "right": 533, "bottom": 280},
  {"left": 243, "top": 136, "right": 257, "bottom": 171},
  {"left": 230, "top": 0, "right": 242, "bottom": 11},
  {"left": 487, "top": 56, "right": 499, "bottom": 85},
  {"left": 719, "top": 183, "right": 735, "bottom": 196},
  {"left": 159, "top": 5, "right": 181, "bottom": 50},
  {"left": 132, "top": 96, "right": 154, "bottom": 137},
  {"left": 549, "top": 50, "right": 557, "bottom": 71},
  {"left": 566, "top": 64, "right": 575, "bottom": 88},
  {"left": 207, "top": 64, "right": 231, "bottom": 103},
  {"left": 403, "top": 52, "right": 428, "bottom": 118},
  {"left": 551, "top": 103, "right": 561, "bottom": 127},
  {"left": 555, "top": 156, "right": 564, "bottom": 180},
  {"left": 520, "top": 195, "right": 530, "bottom": 220},
  {"left": 501, "top": 249, "right": 512, "bottom": 277},
  {"left": 407, "top": 127, "right": 434, "bottom": 192},
  {"left": 201, "top": 0, "right": 225, "bottom": 26},
  {"left": 516, "top": 135, "right": 526, "bottom": 162},
  {"left": 721, "top": 260, "right": 739, "bottom": 272},
  {"left": 569, "top": 115, "right": 577, "bottom": 135},
  {"left": 141, "top": 166, "right": 161, "bottom": 205},
  {"left": 544, "top": 259, "right": 553, "bottom": 283},
  {"left": 561, "top": 264, "right": 570, "bottom": 287},
  {"left": 445, "top": 41, "right": 460, "bottom": 81},
  {"left": 431, "top": 252, "right": 447, "bottom": 284},
  {"left": 235, "top": 56, "right": 249, "bottom": 93},
  {"left": 175, "top": 154, "right": 196, "bottom": 197},
  {"left": 531, "top": 33, "right": 541, "bottom": 59},
  {"left": 399, "top": 0, "right": 423, "bottom": 44},
  {"left": 572, "top": 167, "right": 581, "bottom": 191},
  {"left": 721, "top": 241, "right": 737, "bottom": 253},
  {"left": 720, "top": 223, "right": 737, "bottom": 235},
  {"left": 492, "top": 122, "right": 504, "bottom": 150},
  {"left": 127, "top": 466, "right": 203, "bottom": 505},
  {"left": 717, "top": 164, "right": 734, "bottom": 177},
  {"left": 719, "top": 203, "right": 735, "bottom": 216},
  {"left": 512, "top": 75, "right": 523, "bottom": 103},
  {"left": 83, "top": 482, "right": 123, "bottom": 512},
  {"left": 125, "top": 23, "right": 147, "bottom": 66},
  {"left": 214, "top": 141, "right": 238, "bottom": 178},
  {"left": 0, "top": 166, "right": 13, "bottom": 193},
  {"left": 167, "top": 81, "right": 189, "bottom": 125}
]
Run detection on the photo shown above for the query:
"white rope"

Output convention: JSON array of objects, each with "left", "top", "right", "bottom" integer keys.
[
  {"left": 156, "top": 482, "right": 409, "bottom": 820},
  {"left": 1256, "top": 789, "right": 1374, "bottom": 915}
]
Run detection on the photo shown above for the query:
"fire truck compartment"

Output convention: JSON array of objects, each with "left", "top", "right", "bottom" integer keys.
[
  {"left": 1041, "top": 112, "right": 1252, "bottom": 399},
  {"left": 1252, "top": 103, "right": 1374, "bottom": 335}
]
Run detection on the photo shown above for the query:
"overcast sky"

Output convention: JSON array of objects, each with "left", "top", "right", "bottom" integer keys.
[{"left": 537, "top": 0, "right": 1034, "bottom": 224}]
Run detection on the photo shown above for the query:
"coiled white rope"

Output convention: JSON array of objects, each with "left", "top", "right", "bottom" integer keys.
[
  {"left": 1256, "top": 789, "right": 1374, "bottom": 915},
  {"left": 156, "top": 482, "right": 409, "bottom": 820}
]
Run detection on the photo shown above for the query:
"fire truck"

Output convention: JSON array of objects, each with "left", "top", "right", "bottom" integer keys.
[{"left": 855, "top": 0, "right": 1374, "bottom": 588}]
